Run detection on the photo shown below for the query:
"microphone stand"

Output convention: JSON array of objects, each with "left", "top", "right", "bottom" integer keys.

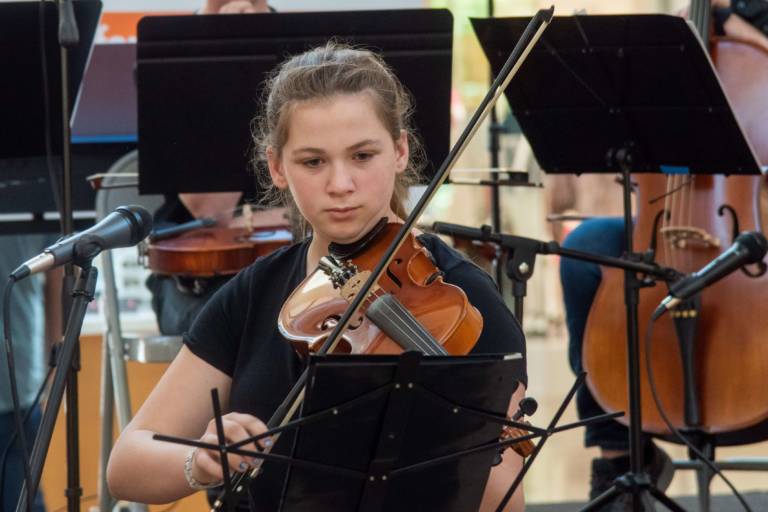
[
  {"left": 487, "top": 0, "right": 505, "bottom": 293},
  {"left": 56, "top": 1, "right": 83, "bottom": 510},
  {"left": 16, "top": 263, "right": 98, "bottom": 512},
  {"left": 23, "top": 2, "right": 85, "bottom": 510}
]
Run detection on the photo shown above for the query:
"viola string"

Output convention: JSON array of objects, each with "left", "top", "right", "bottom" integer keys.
[
  {"left": 374, "top": 295, "right": 447, "bottom": 355},
  {"left": 357, "top": 287, "right": 444, "bottom": 355},
  {"left": 367, "top": 290, "right": 438, "bottom": 354}
]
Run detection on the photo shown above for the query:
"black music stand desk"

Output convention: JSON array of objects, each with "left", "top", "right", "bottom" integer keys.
[
  {"left": 158, "top": 351, "right": 527, "bottom": 512},
  {"left": 0, "top": 1, "right": 102, "bottom": 232},
  {"left": 136, "top": 9, "right": 453, "bottom": 196},
  {"left": 471, "top": 14, "right": 761, "bottom": 176}
]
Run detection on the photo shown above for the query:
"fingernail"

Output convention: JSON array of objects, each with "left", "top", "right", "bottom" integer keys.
[
  {"left": 239, "top": 461, "right": 248, "bottom": 471},
  {"left": 264, "top": 438, "right": 273, "bottom": 447}
]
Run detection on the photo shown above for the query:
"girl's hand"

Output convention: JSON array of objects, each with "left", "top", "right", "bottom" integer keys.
[
  {"left": 190, "top": 412, "right": 271, "bottom": 485},
  {"left": 200, "top": 0, "right": 269, "bottom": 15}
]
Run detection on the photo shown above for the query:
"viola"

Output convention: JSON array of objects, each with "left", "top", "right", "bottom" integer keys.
[
  {"left": 279, "top": 220, "right": 541, "bottom": 459},
  {"left": 145, "top": 225, "right": 292, "bottom": 278},
  {"left": 582, "top": 12, "right": 768, "bottom": 435},
  {"left": 278, "top": 220, "right": 482, "bottom": 358},
  {"left": 500, "top": 422, "right": 536, "bottom": 458}
]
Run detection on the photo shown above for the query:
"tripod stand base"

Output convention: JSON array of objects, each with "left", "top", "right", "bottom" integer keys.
[{"left": 581, "top": 472, "right": 686, "bottom": 512}]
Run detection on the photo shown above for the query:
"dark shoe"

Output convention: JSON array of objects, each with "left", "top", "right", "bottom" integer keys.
[
  {"left": 588, "top": 442, "right": 674, "bottom": 510},
  {"left": 645, "top": 441, "right": 674, "bottom": 493}
]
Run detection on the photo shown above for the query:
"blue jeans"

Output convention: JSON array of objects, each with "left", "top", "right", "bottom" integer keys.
[
  {"left": 1, "top": 405, "right": 46, "bottom": 512},
  {"left": 560, "top": 217, "right": 649, "bottom": 451}
]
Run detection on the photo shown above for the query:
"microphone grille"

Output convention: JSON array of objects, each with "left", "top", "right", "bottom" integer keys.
[
  {"left": 116, "top": 205, "right": 154, "bottom": 243},
  {"left": 736, "top": 231, "right": 768, "bottom": 264}
]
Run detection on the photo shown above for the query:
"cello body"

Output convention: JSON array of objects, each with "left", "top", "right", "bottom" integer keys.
[{"left": 582, "top": 36, "right": 768, "bottom": 435}]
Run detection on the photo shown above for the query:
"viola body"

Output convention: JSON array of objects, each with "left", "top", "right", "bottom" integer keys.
[
  {"left": 582, "top": 37, "right": 768, "bottom": 435},
  {"left": 278, "top": 223, "right": 482, "bottom": 357},
  {"left": 146, "top": 226, "right": 292, "bottom": 277}
]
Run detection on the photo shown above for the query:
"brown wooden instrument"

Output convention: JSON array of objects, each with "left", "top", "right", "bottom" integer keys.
[
  {"left": 145, "top": 225, "right": 292, "bottom": 278},
  {"left": 500, "top": 421, "right": 536, "bottom": 458},
  {"left": 583, "top": 33, "right": 768, "bottom": 435},
  {"left": 279, "top": 221, "right": 482, "bottom": 358}
]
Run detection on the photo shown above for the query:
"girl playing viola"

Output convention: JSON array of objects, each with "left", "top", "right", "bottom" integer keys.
[{"left": 107, "top": 42, "right": 527, "bottom": 511}]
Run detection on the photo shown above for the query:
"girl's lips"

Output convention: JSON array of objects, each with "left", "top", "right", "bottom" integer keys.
[{"left": 326, "top": 206, "right": 360, "bottom": 219}]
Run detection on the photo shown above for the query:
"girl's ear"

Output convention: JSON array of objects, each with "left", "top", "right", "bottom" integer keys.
[
  {"left": 394, "top": 130, "right": 409, "bottom": 175},
  {"left": 267, "top": 146, "right": 288, "bottom": 189}
]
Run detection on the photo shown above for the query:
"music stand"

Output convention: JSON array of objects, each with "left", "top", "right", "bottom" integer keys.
[
  {"left": 281, "top": 352, "right": 523, "bottom": 511},
  {"left": 154, "top": 351, "right": 621, "bottom": 511},
  {"left": 135, "top": 9, "right": 453, "bottom": 196},
  {"left": 0, "top": 1, "right": 102, "bottom": 233},
  {"left": 471, "top": 13, "right": 762, "bottom": 511}
]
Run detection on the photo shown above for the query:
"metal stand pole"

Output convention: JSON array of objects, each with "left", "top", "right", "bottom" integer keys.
[{"left": 16, "top": 265, "right": 98, "bottom": 512}]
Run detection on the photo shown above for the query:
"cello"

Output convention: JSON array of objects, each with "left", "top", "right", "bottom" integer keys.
[{"left": 583, "top": 1, "right": 768, "bottom": 437}]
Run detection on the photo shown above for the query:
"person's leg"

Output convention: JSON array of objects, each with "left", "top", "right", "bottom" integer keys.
[
  {"left": 561, "top": 217, "right": 629, "bottom": 452},
  {"left": 1, "top": 405, "right": 46, "bottom": 512}
]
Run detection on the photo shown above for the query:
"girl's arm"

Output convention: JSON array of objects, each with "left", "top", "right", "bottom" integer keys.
[
  {"left": 107, "top": 346, "right": 265, "bottom": 503},
  {"left": 481, "top": 383, "right": 527, "bottom": 512}
]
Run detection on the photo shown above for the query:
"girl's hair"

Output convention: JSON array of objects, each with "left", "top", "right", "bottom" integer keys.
[{"left": 251, "top": 41, "right": 426, "bottom": 236}]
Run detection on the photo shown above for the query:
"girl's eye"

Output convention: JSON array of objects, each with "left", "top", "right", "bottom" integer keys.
[
  {"left": 354, "top": 152, "right": 374, "bottom": 162},
  {"left": 303, "top": 158, "right": 323, "bottom": 168}
]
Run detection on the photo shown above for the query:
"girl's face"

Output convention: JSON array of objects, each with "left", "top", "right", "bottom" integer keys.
[{"left": 268, "top": 92, "right": 408, "bottom": 247}]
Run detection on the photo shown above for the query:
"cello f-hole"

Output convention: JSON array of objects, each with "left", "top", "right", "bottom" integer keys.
[
  {"left": 649, "top": 209, "right": 669, "bottom": 255},
  {"left": 717, "top": 204, "right": 740, "bottom": 241},
  {"left": 716, "top": 204, "right": 766, "bottom": 276}
]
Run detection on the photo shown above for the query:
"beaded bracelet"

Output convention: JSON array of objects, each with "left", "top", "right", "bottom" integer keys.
[{"left": 184, "top": 447, "right": 222, "bottom": 490}]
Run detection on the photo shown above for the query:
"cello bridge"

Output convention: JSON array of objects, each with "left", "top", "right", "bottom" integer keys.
[{"left": 659, "top": 226, "right": 721, "bottom": 249}]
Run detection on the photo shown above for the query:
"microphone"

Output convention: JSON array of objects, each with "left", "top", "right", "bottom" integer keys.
[
  {"left": 10, "top": 205, "right": 153, "bottom": 281},
  {"left": 652, "top": 231, "right": 768, "bottom": 319}
]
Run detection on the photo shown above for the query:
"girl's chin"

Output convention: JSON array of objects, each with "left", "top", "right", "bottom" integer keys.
[{"left": 317, "top": 224, "right": 372, "bottom": 246}]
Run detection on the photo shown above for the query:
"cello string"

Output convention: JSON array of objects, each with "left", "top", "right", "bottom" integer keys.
[
  {"left": 661, "top": 176, "right": 672, "bottom": 266},
  {"left": 686, "top": 175, "right": 695, "bottom": 273},
  {"left": 675, "top": 174, "right": 688, "bottom": 271}
]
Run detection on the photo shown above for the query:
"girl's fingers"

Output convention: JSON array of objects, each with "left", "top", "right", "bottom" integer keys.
[
  {"left": 218, "top": 419, "right": 256, "bottom": 471},
  {"left": 200, "top": 413, "right": 271, "bottom": 475},
  {"left": 226, "top": 413, "right": 272, "bottom": 450}
]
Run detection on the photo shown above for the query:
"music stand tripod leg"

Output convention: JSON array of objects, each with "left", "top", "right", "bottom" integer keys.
[{"left": 580, "top": 147, "right": 683, "bottom": 512}]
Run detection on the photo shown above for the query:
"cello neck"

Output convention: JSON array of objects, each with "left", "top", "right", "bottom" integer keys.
[{"left": 689, "top": 0, "right": 711, "bottom": 44}]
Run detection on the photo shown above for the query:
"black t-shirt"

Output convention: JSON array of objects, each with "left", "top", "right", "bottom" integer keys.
[{"left": 184, "top": 233, "right": 526, "bottom": 510}]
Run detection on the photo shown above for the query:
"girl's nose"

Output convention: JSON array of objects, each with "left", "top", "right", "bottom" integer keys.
[{"left": 326, "top": 163, "right": 355, "bottom": 195}]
